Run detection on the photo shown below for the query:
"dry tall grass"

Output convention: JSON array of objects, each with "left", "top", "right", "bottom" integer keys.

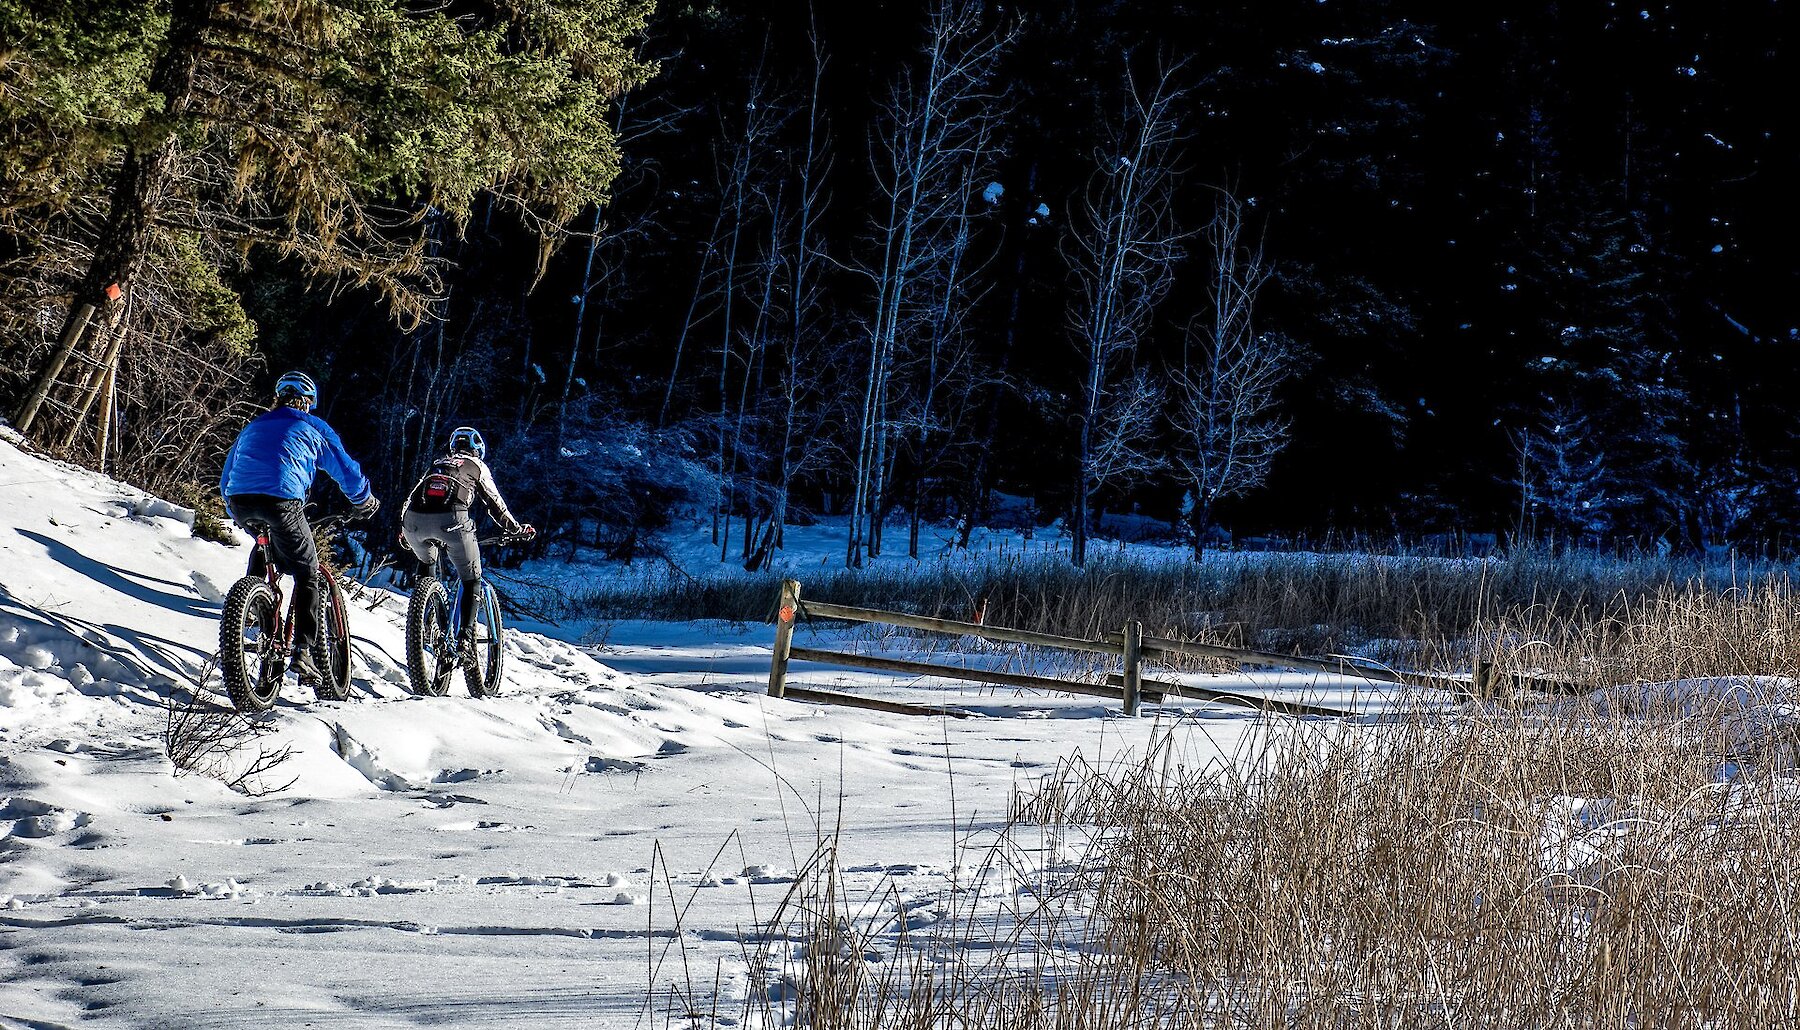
[
  {"left": 1484, "top": 577, "right": 1800, "bottom": 689},
  {"left": 624, "top": 543, "right": 1800, "bottom": 1027},
  {"left": 1065, "top": 709, "right": 1800, "bottom": 1028},
  {"left": 729, "top": 703, "right": 1799, "bottom": 1029}
]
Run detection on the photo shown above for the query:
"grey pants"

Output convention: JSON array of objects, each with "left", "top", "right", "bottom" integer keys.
[
  {"left": 403, "top": 510, "right": 483, "bottom": 635},
  {"left": 403, "top": 510, "right": 481, "bottom": 582}
]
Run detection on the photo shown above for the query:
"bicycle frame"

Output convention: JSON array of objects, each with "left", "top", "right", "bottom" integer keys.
[
  {"left": 426, "top": 533, "right": 506, "bottom": 629},
  {"left": 250, "top": 532, "right": 294, "bottom": 655},
  {"left": 248, "top": 519, "right": 349, "bottom": 654}
]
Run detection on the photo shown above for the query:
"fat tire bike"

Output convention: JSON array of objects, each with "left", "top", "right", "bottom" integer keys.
[
  {"left": 404, "top": 532, "right": 522, "bottom": 699},
  {"left": 218, "top": 515, "right": 353, "bottom": 713}
]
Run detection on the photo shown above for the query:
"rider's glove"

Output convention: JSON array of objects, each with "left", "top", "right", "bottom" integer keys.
[
  {"left": 353, "top": 494, "right": 380, "bottom": 521},
  {"left": 516, "top": 524, "right": 537, "bottom": 542}
]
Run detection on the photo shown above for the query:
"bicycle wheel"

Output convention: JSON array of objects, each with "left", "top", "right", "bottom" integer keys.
[
  {"left": 312, "top": 575, "right": 353, "bottom": 702},
  {"left": 406, "top": 578, "right": 454, "bottom": 697},
  {"left": 220, "top": 577, "right": 283, "bottom": 713},
  {"left": 465, "top": 581, "right": 504, "bottom": 698}
]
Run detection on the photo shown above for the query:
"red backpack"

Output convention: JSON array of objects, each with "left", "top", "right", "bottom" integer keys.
[{"left": 411, "top": 456, "right": 478, "bottom": 513}]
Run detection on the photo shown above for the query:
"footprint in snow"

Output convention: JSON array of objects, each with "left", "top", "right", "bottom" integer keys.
[
  {"left": 582, "top": 757, "right": 647, "bottom": 775},
  {"left": 478, "top": 873, "right": 566, "bottom": 887},
  {"left": 435, "top": 820, "right": 532, "bottom": 832},
  {"left": 418, "top": 792, "right": 487, "bottom": 809},
  {"left": 189, "top": 571, "right": 226, "bottom": 604},
  {"left": 0, "top": 796, "right": 91, "bottom": 841},
  {"left": 431, "top": 768, "right": 499, "bottom": 784},
  {"left": 741, "top": 865, "right": 794, "bottom": 885}
]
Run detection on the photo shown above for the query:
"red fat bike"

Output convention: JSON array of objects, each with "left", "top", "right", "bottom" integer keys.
[{"left": 217, "top": 515, "right": 353, "bottom": 713}]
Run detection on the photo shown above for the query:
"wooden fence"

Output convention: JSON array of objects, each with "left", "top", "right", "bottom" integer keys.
[
  {"left": 765, "top": 579, "right": 1590, "bottom": 719},
  {"left": 766, "top": 579, "right": 1432, "bottom": 719}
]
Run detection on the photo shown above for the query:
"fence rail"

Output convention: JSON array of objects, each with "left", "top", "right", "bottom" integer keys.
[
  {"left": 787, "top": 645, "right": 1165, "bottom": 704},
  {"left": 1103, "top": 631, "right": 1475, "bottom": 695},
  {"left": 797, "top": 599, "right": 1125, "bottom": 655}
]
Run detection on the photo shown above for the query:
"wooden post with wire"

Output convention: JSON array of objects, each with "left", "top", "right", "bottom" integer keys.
[
  {"left": 1473, "top": 660, "right": 1496, "bottom": 701},
  {"left": 768, "top": 578, "right": 801, "bottom": 698},
  {"left": 59, "top": 327, "right": 125, "bottom": 452},
  {"left": 1121, "top": 619, "right": 1143, "bottom": 716},
  {"left": 14, "top": 300, "right": 97, "bottom": 434},
  {"left": 93, "top": 359, "right": 117, "bottom": 474}
]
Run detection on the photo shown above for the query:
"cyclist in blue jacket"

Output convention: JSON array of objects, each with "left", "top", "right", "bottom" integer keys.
[{"left": 220, "top": 371, "right": 379, "bottom": 683}]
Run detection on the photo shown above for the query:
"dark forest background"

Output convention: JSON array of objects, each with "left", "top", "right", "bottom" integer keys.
[{"left": 8, "top": 0, "right": 1800, "bottom": 567}]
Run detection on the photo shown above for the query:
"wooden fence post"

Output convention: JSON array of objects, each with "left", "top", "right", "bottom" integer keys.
[
  {"left": 768, "top": 579, "right": 801, "bottom": 698},
  {"left": 1473, "top": 660, "right": 1495, "bottom": 701},
  {"left": 15, "top": 301, "right": 97, "bottom": 434},
  {"left": 1122, "top": 619, "right": 1143, "bottom": 716},
  {"left": 59, "top": 326, "right": 125, "bottom": 452},
  {"left": 94, "top": 359, "right": 117, "bottom": 474}
]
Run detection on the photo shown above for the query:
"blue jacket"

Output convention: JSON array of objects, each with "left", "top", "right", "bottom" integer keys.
[{"left": 220, "top": 407, "right": 372, "bottom": 505}]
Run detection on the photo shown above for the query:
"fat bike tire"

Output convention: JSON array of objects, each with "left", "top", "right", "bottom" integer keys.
[
  {"left": 313, "top": 578, "right": 354, "bottom": 702},
  {"left": 220, "top": 578, "right": 282, "bottom": 714},
  {"left": 465, "top": 582, "right": 504, "bottom": 698},
  {"left": 406, "top": 579, "right": 453, "bottom": 697}
]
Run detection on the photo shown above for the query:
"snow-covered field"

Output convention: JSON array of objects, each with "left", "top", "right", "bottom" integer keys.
[
  {"left": 0, "top": 431, "right": 1399, "bottom": 1028},
  {"left": 7, "top": 430, "right": 1800, "bottom": 1027}
]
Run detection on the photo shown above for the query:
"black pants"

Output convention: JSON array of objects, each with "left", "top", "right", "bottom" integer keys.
[{"left": 227, "top": 493, "right": 320, "bottom": 653}]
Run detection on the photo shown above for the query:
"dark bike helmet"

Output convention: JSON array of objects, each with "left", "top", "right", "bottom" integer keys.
[
  {"left": 275, "top": 370, "right": 318, "bottom": 409},
  {"left": 449, "top": 425, "right": 486, "bottom": 461}
]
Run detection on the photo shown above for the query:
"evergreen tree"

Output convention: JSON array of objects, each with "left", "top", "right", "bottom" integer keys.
[
  {"left": 3, "top": 0, "right": 653, "bottom": 445},
  {"left": 1525, "top": 196, "right": 1688, "bottom": 544},
  {"left": 1512, "top": 405, "right": 1610, "bottom": 544}
]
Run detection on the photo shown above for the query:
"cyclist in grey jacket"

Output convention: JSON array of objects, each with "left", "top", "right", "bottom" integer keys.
[{"left": 400, "top": 426, "right": 534, "bottom": 653}]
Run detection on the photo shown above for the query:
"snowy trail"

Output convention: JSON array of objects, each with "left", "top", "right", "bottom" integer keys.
[{"left": 0, "top": 430, "right": 1315, "bottom": 1027}]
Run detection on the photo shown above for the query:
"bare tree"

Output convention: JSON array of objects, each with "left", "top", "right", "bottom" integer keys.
[
  {"left": 1173, "top": 190, "right": 1294, "bottom": 560},
  {"left": 893, "top": 167, "right": 992, "bottom": 558},
  {"left": 722, "top": 180, "right": 786, "bottom": 563},
  {"left": 751, "top": 26, "right": 839, "bottom": 571},
  {"left": 653, "top": 57, "right": 793, "bottom": 555},
  {"left": 730, "top": 23, "right": 844, "bottom": 572},
  {"left": 1065, "top": 63, "right": 1188, "bottom": 567},
  {"left": 551, "top": 63, "right": 706, "bottom": 434},
  {"left": 844, "top": 0, "right": 1013, "bottom": 567}
]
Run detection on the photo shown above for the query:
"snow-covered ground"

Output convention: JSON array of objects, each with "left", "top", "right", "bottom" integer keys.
[
  {"left": 5, "top": 431, "right": 1799, "bottom": 1027},
  {"left": 0, "top": 430, "right": 1395, "bottom": 1028}
]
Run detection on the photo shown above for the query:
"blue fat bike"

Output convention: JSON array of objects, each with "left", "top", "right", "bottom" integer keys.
[{"left": 403, "top": 533, "right": 521, "bottom": 698}]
